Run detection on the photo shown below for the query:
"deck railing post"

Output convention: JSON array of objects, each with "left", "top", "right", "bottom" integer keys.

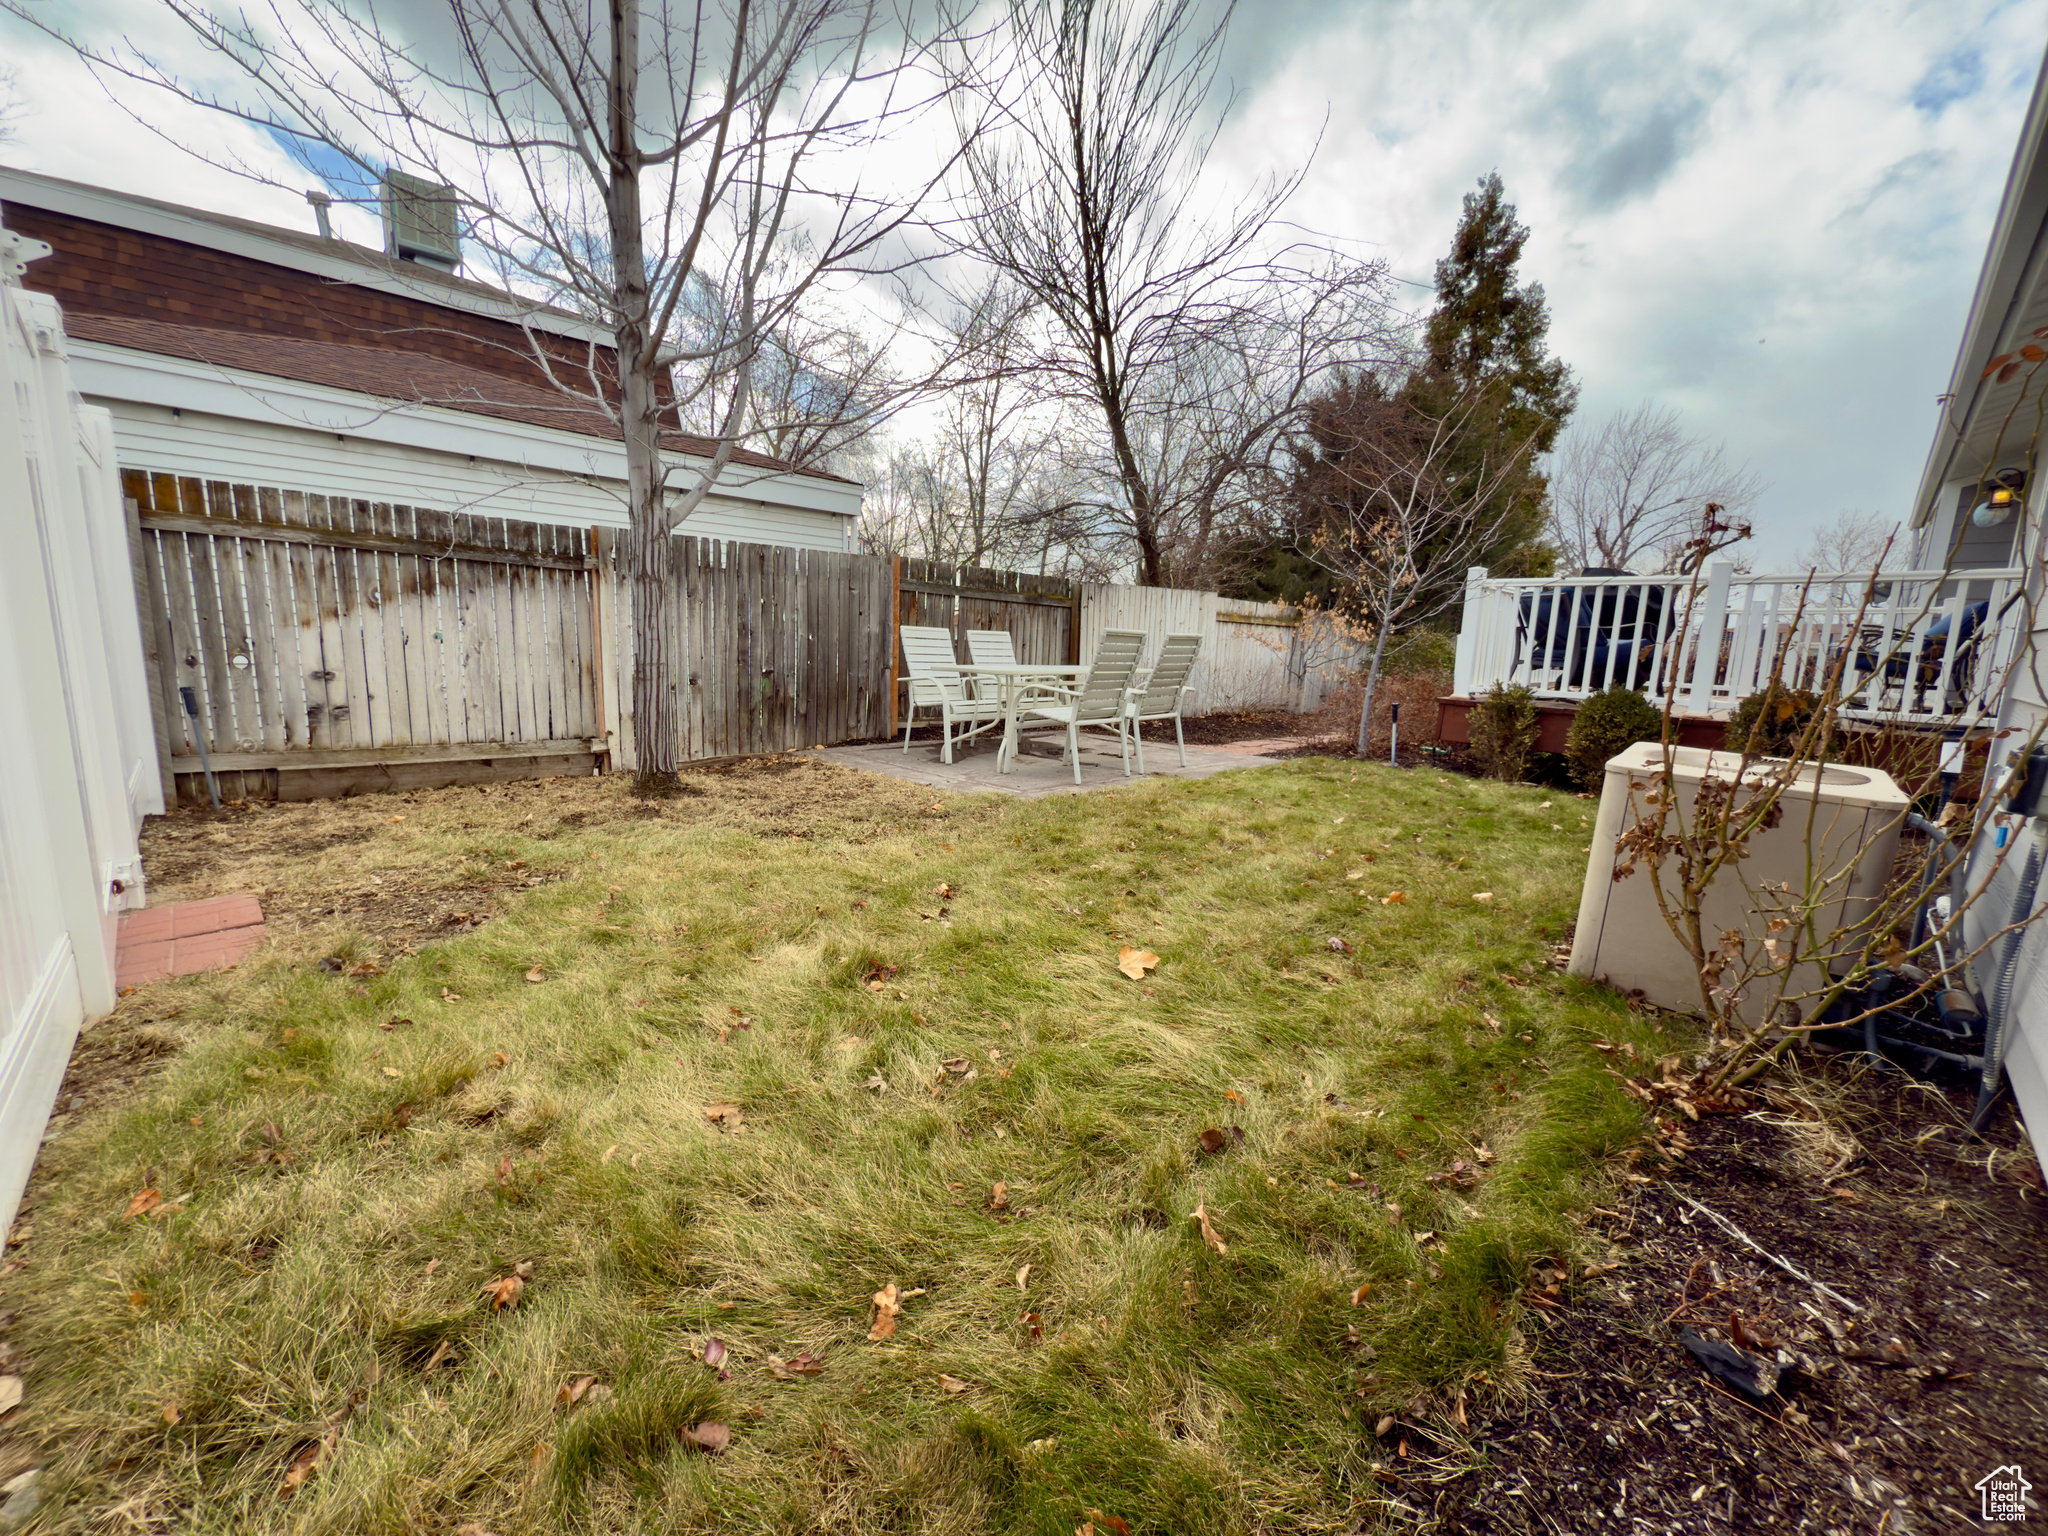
[
  {"left": 1684, "top": 559, "right": 1735, "bottom": 714},
  {"left": 1453, "top": 566, "right": 1488, "bottom": 695}
]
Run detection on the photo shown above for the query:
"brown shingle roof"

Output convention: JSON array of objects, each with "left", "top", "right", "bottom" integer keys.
[{"left": 66, "top": 312, "right": 851, "bottom": 483}]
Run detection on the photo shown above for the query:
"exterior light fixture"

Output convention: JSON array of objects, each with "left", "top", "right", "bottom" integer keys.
[
  {"left": 1972, "top": 486, "right": 2020, "bottom": 526},
  {"left": 1971, "top": 468, "right": 2027, "bottom": 528}
]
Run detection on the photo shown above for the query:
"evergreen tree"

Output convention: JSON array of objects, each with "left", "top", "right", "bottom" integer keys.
[{"left": 1405, "top": 170, "right": 1575, "bottom": 575}]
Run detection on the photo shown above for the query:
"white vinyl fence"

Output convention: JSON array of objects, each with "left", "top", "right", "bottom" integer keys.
[
  {"left": 0, "top": 260, "right": 161, "bottom": 1229},
  {"left": 1078, "top": 585, "right": 1353, "bottom": 715}
]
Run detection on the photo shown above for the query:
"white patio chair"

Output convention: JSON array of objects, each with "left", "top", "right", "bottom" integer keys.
[
  {"left": 1017, "top": 629, "right": 1146, "bottom": 784},
  {"left": 964, "top": 629, "right": 1018, "bottom": 702},
  {"left": 900, "top": 625, "right": 1004, "bottom": 764},
  {"left": 1126, "top": 632, "right": 1202, "bottom": 772},
  {"left": 965, "top": 629, "right": 1019, "bottom": 668}
]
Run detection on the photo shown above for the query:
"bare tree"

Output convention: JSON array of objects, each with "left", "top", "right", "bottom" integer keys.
[
  {"left": 1550, "top": 401, "right": 1764, "bottom": 573},
  {"left": 1297, "top": 377, "right": 1546, "bottom": 753},
  {"left": 0, "top": 64, "right": 24, "bottom": 143},
  {"left": 1794, "top": 508, "right": 1901, "bottom": 575},
  {"left": 20, "top": 0, "right": 972, "bottom": 792},
  {"left": 949, "top": 0, "right": 1391, "bottom": 587}
]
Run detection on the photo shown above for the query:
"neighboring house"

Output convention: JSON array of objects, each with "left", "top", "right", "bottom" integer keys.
[{"left": 0, "top": 166, "right": 862, "bottom": 548}]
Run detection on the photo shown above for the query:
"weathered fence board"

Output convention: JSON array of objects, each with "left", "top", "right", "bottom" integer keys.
[{"left": 129, "top": 468, "right": 1351, "bottom": 804}]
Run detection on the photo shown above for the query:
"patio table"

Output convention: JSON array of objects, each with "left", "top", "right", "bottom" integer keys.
[{"left": 956, "top": 663, "right": 1090, "bottom": 773}]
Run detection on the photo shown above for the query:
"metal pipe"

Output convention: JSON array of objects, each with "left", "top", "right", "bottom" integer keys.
[{"left": 179, "top": 686, "right": 220, "bottom": 808}]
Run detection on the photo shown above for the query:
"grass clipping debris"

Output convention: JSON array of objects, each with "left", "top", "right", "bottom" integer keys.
[{"left": 4, "top": 757, "right": 1656, "bottom": 1533}]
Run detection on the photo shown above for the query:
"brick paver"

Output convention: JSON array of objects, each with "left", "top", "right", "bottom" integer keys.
[{"left": 116, "top": 896, "right": 267, "bottom": 988}]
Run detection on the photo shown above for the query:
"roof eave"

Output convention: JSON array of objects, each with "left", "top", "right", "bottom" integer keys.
[{"left": 1911, "top": 46, "right": 2048, "bottom": 528}]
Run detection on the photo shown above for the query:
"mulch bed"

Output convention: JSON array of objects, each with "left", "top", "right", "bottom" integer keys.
[{"left": 1421, "top": 1058, "right": 2048, "bottom": 1533}]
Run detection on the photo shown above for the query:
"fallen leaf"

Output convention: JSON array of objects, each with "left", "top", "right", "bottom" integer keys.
[
  {"left": 280, "top": 1424, "right": 340, "bottom": 1498},
  {"left": 1116, "top": 946, "right": 1160, "bottom": 980},
  {"left": 1015, "top": 1263, "right": 1031, "bottom": 1291},
  {"left": 1020, "top": 1310, "right": 1043, "bottom": 1343},
  {"left": 771, "top": 1351, "right": 826, "bottom": 1379},
  {"left": 124, "top": 1188, "right": 163, "bottom": 1219},
  {"left": 1382, "top": 891, "right": 1407, "bottom": 905},
  {"left": 864, "top": 1071, "right": 888, "bottom": 1092},
  {"left": 556, "top": 1374, "right": 597, "bottom": 1407},
  {"left": 681, "top": 1422, "right": 730, "bottom": 1455},
  {"left": 1473, "top": 892, "right": 1494, "bottom": 903},
  {"left": 1326, "top": 936, "right": 1353, "bottom": 954},
  {"left": 480, "top": 1274, "right": 525, "bottom": 1311},
  {"left": 1190, "top": 1200, "right": 1228, "bottom": 1255},
  {"left": 702, "top": 1337, "right": 727, "bottom": 1370},
  {"left": 939, "top": 1373, "right": 971, "bottom": 1394},
  {"left": 703, "top": 1103, "right": 744, "bottom": 1129},
  {"left": 1375, "top": 1414, "right": 1396, "bottom": 1438},
  {"left": 491, "top": 1051, "right": 510, "bottom": 1069},
  {"left": 441, "top": 988, "right": 461, "bottom": 1002},
  {"left": 423, "top": 1341, "right": 456, "bottom": 1374},
  {"left": 0, "top": 1376, "right": 21, "bottom": 1413},
  {"left": 1197, "top": 1127, "right": 1230, "bottom": 1156},
  {"left": 1481, "top": 1014, "right": 1504, "bottom": 1034},
  {"left": 601, "top": 1145, "right": 619, "bottom": 1164},
  {"left": 1350, "top": 1282, "right": 1372, "bottom": 1305},
  {"left": 870, "top": 1282, "right": 903, "bottom": 1341},
  {"left": 382, "top": 1066, "right": 402, "bottom": 1079},
  {"left": 1223, "top": 1088, "right": 1244, "bottom": 1104},
  {"left": 454, "top": 1524, "right": 495, "bottom": 1536},
  {"left": 988, "top": 1182, "right": 1010, "bottom": 1211},
  {"left": 525, "top": 967, "right": 546, "bottom": 984},
  {"left": 1088, "top": 1511, "right": 1132, "bottom": 1536}
]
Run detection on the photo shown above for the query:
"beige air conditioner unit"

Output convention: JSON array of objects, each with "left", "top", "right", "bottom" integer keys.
[
  {"left": 1568, "top": 742, "right": 1909, "bottom": 1023},
  {"left": 382, "top": 170, "right": 462, "bottom": 270}
]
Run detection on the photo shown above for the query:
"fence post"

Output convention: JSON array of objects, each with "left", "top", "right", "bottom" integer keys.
[
  {"left": 1684, "top": 559, "right": 1735, "bottom": 714},
  {"left": 888, "top": 554, "right": 902, "bottom": 737},
  {"left": 1453, "top": 567, "right": 1488, "bottom": 695},
  {"left": 125, "top": 493, "right": 178, "bottom": 808}
]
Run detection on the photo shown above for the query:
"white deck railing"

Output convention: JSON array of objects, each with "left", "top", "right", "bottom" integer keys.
[{"left": 1452, "top": 560, "right": 2030, "bottom": 724}]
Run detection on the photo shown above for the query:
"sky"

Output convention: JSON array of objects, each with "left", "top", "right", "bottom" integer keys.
[{"left": 2, "top": 0, "right": 2045, "bottom": 567}]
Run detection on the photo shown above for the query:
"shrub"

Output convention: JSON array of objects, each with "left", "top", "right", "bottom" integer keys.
[
  {"left": 1468, "top": 683, "right": 1540, "bottom": 782},
  {"left": 1564, "top": 686, "right": 1665, "bottom": 788},
  {"left": 1724, "top": 685, "right": 1823, "bottom": 758}
]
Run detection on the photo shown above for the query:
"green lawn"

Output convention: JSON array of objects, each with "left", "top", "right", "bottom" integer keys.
[{"left": 4, "top": 757, "right": 1670, "bottom": 1534}]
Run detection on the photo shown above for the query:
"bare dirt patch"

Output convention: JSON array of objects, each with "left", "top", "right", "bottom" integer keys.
[
  {"left": 137, "top": 754, "right": 989, "bottom": 958},
  {"left": 1426, "top": 1059, "right": 2048, "bottom": 1533}
]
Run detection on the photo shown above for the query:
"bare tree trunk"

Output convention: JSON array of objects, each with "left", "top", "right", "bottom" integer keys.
[
  {"left": 1354, "top": 621, "right": 1390, "bottom": 757},
  {"left": 605, "top": 0, "right": 680, "bottom": 794}
]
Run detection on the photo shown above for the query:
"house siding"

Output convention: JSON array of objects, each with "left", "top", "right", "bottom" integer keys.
[
  {"left": 100, "top": 401, "right": 853, "bottom": 552},
  {"left": 5, "top": 201, "right": 587, "bottom": 392}
]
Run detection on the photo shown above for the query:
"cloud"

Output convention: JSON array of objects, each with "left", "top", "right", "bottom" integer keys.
[{"left": 4, "top": 0, "right": 2046, "bottom": 569}]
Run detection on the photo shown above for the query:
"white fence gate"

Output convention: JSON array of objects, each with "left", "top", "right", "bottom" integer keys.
[{"left": 0, "top": 265, "right": 161, "bottom": 1229}]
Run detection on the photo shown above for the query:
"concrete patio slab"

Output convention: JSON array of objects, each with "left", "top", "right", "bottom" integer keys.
[{"left": 805, "top": 733, "right": 1287, "bottom": 799}]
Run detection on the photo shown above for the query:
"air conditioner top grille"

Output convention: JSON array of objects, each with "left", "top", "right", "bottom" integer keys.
[{"left": 382, "top": 170, "right": 461, "bottom": 267}]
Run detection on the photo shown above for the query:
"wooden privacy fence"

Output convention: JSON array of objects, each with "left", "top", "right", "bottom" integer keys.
[
  {"left": 129, "top": 473, "right": 895, "bottom": 801},
  {"left": 894, "top": 559, "right": 1079, "bottom": 665},
  {"left": 595, "top": 531, "right": 894, "bottom": 771},
  {"left": 126, "top": 468, "right": 1352, "bottom": 803},
  {"left": 128, "top": 471, "right": 607, "bottom": 802}
]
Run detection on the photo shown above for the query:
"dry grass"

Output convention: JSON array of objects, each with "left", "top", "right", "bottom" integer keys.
[{"left": 2, "top": 756, "right": 1667, "bottom": 1534}]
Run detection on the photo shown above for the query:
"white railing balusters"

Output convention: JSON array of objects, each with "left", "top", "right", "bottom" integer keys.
[{"left": 1455, "top": 565, "right": 2026, "bottom": 726}]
